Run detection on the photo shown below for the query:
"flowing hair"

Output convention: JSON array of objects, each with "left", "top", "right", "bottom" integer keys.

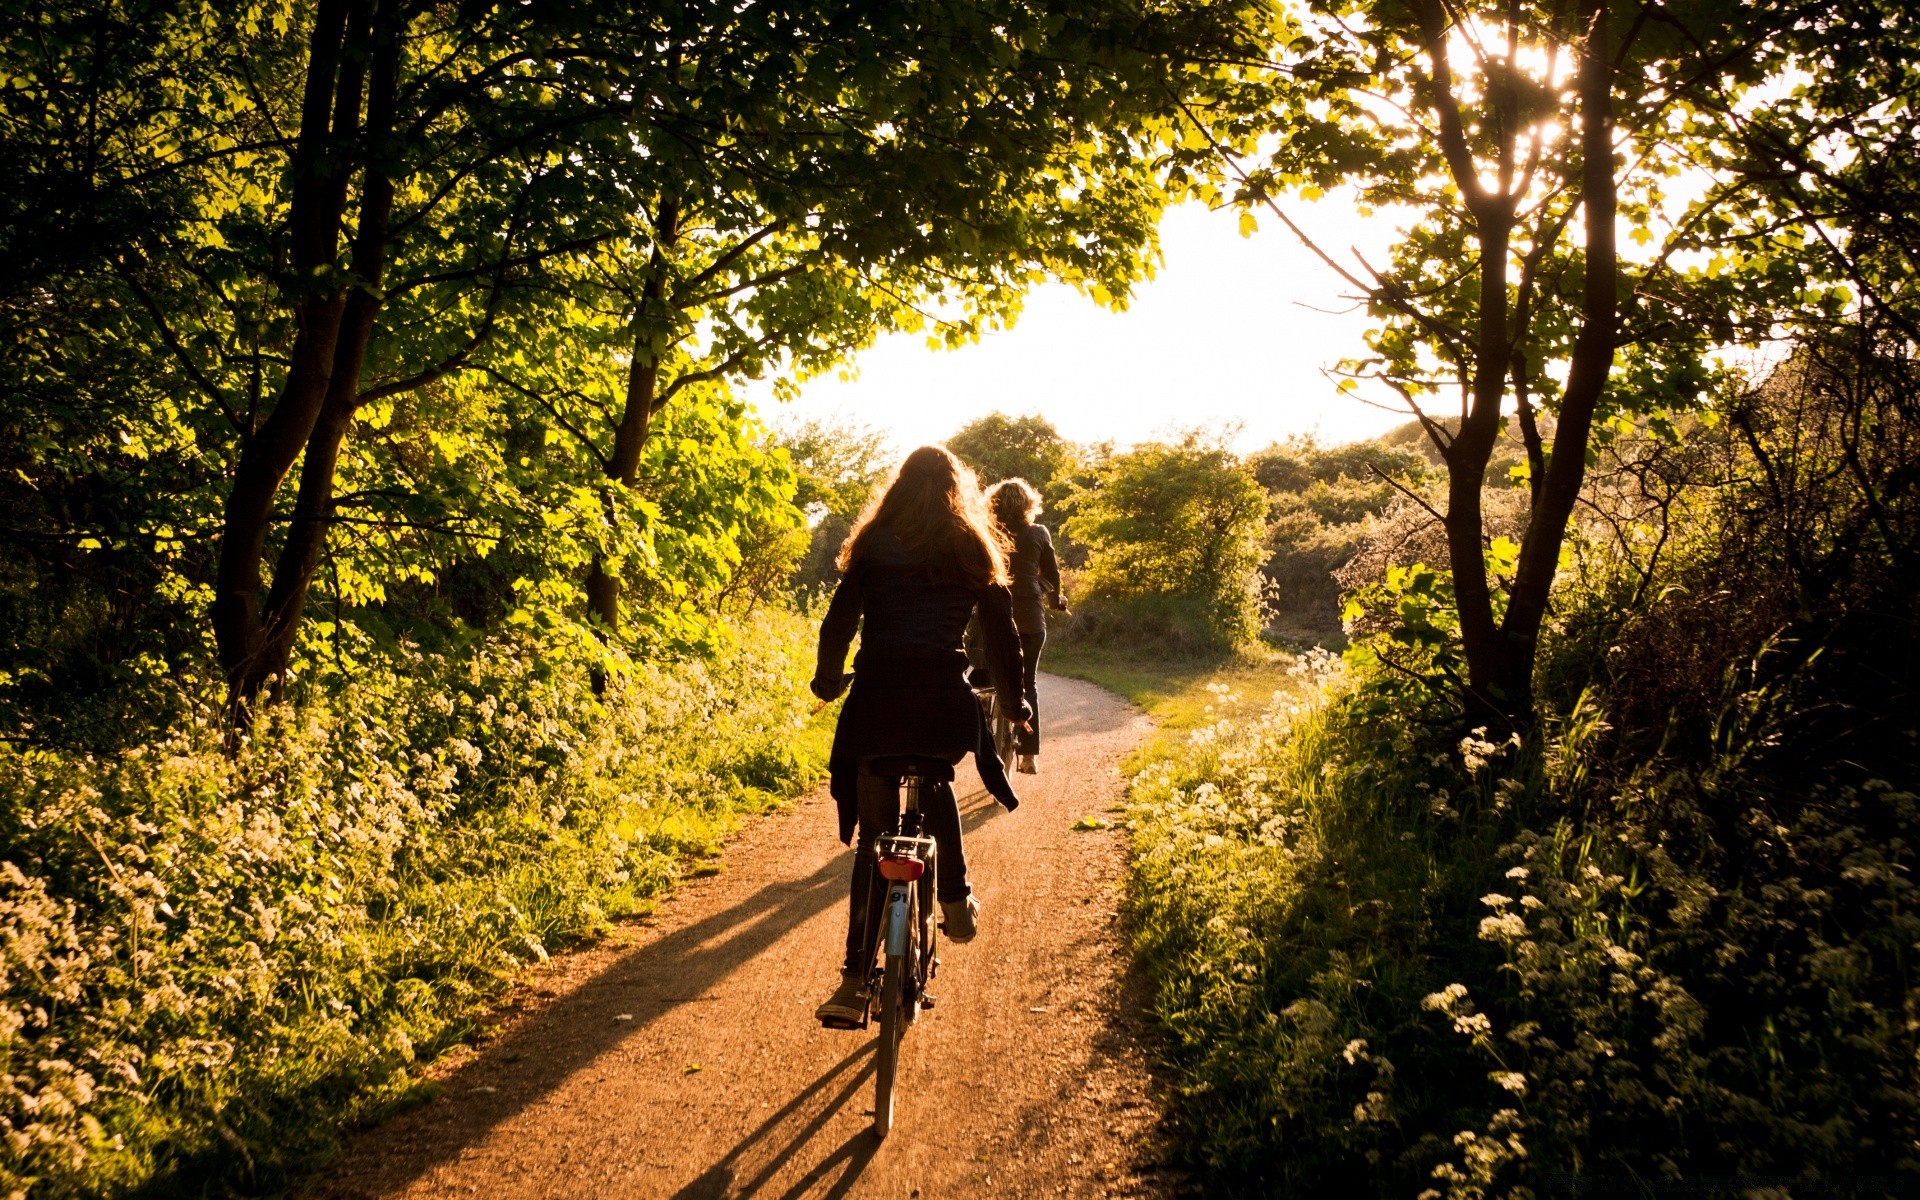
[
  {"left": 839, "top": 446, "right": 1009, "bottom": 587},
  {"left": 988, "top": 477, "right": 1041, "bottom": 531}
]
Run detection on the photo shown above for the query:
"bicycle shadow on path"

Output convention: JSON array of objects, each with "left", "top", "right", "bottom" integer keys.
[{"left": 666, "top": 1043, "right": 881, "bottom": 1200}]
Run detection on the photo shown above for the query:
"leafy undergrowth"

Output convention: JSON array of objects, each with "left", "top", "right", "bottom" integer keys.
[
  {"left": 1122, "top": 638, "right": 1920, "bottom": 1197},
  {"left": 0, "top": 612, "right": 830, "bottom": 1198}
]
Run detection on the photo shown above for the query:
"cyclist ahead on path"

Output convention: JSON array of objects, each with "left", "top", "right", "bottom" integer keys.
[
  {"left": 809, "top": 446, "right": 1029, "bottom": 1027},
  {"left": 987, "top": 478, "right": 1068, "bottom": 776}
]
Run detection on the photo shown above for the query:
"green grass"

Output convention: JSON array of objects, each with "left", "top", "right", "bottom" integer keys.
[{"left": 1044, "top": 638, "right": 1307, "bottom": 733}]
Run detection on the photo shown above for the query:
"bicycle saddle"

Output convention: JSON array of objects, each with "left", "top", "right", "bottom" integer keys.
[{"left": 864, "top": 755, "right": 957, "bottom": 784}]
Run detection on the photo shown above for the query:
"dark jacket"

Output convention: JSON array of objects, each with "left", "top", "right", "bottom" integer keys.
[
  {"left": 1008, "top": 523, "right": 1062, "bottom": 633},
  {"left": 813, "top": 528, "right": 1026, "bottom": 843}
]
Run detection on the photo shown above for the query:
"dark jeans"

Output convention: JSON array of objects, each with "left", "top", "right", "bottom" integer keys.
[
  {"left": 1015, "top": 622, "right": 1045, "bottom": 755},
  {"left": 843, "top": 759, "right": 969, "bottom": 972}
]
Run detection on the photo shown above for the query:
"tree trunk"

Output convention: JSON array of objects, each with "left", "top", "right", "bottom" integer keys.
[
  {"left": 1493, "top": 0, "right": 1619, "bottom": 719},
  {"left": 212, "top": 0, "right": 364, "bottom": 725},
  {"left": 587, "top": 199, "right": 680, "bottom": 634},
  {"left": 237, "top": 5, "right": 403, "bottom": 707},
  {"left": 1446, "top": 212, "right": 1518, "bottom": 727}
]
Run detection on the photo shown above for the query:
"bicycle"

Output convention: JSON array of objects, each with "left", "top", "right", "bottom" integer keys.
[
  {"left": 972, "top": 683, "right": 1019, "bottom": 774},
  {"left": 820, "top": 754, "right": 947, "bottom": 1138}
]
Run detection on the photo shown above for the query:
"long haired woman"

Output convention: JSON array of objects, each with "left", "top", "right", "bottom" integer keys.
[
  {"left": 987, "top": 477, "right": 1067, "bottom": 774},
  {"left": 809, "top": 445, "right": 1028, "bottom": 1026}
]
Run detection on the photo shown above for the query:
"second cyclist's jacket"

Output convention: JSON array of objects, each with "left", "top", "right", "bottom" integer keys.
[
  {"left": 814, "top": 527, "right": 1025, "bottom": 843},
  {"left": 1007, "top": 522, "right": 1063, "bottom": 634}
]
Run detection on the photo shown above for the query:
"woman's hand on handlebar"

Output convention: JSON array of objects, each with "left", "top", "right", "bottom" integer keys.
[
  {"left": 810, "top": 672, "right": 852, "bottom": 702},
  {"left": 1016, "top": 698, "right": 1035, "bottom": 726}
]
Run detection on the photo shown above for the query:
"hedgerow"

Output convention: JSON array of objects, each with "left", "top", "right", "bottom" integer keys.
[
  {"left": 1127, "top": 650, "right": 1920, "bottom": 1195},
  {"left": 0, "top": 612, "right": 828, "bottom": 1198},
  {"left": 1124, "top": 350, "right": 1920, "bottom": 1195}
]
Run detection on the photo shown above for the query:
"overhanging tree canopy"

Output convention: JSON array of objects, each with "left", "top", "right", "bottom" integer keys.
[{"left": 1, "top": 0, "right": 1255, "bottom": 725}]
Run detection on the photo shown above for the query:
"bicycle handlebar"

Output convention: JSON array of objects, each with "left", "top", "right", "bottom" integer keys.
[{"left": 813, "top": 671, "right": 1032, "bottom": 732}]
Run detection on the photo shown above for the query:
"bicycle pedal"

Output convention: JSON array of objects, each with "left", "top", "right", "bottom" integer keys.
[{"left": 919, "top": 994, "right": 936, "bottom": 1010}]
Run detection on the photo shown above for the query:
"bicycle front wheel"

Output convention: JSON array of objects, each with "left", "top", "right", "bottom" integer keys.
[{"left": 873, "top": 950, "right": 906, "bottom": 1137}]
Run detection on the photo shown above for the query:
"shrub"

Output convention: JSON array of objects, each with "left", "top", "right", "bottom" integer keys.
[
  {"left": 777, "top": 419, "right": 890, "bottom": 600},
  {"left": 1248, "top": 436, "right": 1443, "bottom": 637},
  {"left": 1062, "top": 434, "right": 1268, "bottom": 653},
  {"left": 946, "top": 412, "right": 1077, "bottom": 501},
  {"left": 1127, "top": 647, "right": 1920, "bottom": 1196},
  {"left": 1124, "top": 333, "right": 1920, "bottom": 1195},
  {"left": 0, "top": 612, "right": 829, "bottom": 1198}
]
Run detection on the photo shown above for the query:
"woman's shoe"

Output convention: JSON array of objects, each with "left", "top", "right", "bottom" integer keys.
[
  {"left": 815, "top": 969, "right": 870, "bottom": 1028},
  {"left": 1016, "top": 754, "right": 1037, "bottom": 774},
  {"left": 940, "top": 894, "right": 980, "bottom": 943}
]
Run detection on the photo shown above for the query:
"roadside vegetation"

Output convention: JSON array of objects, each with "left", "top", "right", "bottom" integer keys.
[
  {"left": 1126, "top": 377, "right": 1920, "bottom": 1193},
  {"left": 1042, "top": 337, "right": 1920, "bottom": 1195},
  {"left": 960, "top": 0, "right": 1920, "bottom": 1191},
  {"left": 0, "top": 616, "right": 830, "bottom": 1194}
]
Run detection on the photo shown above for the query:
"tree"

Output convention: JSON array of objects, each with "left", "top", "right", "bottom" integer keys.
[
  {"left": 1171, "top": 0, "right": 1798, "bottom": 725},
  {"left": 948, "top": 412, "right": 1078, "bottom": 499},
  {"left": 1063, "top": 434, "right": 1268, "bottom": 650},
  {"left": 778, "top": 419, "right": 891, "bottom": 597},
  {"left": 1, "top": 0, "right": 653, "bottom": 719},
  {"left": 554, "top": 0, "right": 1180, "bottom": 636}
]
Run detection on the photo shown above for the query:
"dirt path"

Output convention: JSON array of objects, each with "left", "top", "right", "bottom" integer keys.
[{"left": 320, "top": 673, "right": 1176, "bottom": 1200}]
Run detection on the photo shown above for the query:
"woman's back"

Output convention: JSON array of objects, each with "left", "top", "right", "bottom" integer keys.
[
  {"left": 844, "top": 528, "right": 980, "bottom": 668},
  {"left": 808, "top": 445, "right": 1030, "bottom": 1024},
  {"left": 1007, "top": 524, "right": 1055, "bottom": 595}
]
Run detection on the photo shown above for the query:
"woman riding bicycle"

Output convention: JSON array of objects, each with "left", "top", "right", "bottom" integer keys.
[
  {"left": 987, "top": 478, "right": 1067, "bottom": 775},
  {"left": 809, "top": 446, "right": 1028, "bottom": 1027}
]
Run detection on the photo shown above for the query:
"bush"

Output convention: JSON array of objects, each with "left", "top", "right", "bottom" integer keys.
[
  {"left": 777, "top": 419, "right": 890, "bottom": 600},
  {"left": 1248, "top": 435, "right": 1441, "bottom": 637},
  {"left": 1062, "top": 434, "right": 1268, "bottom": 653},
  {"left": 946, "top": 412, "right": 1076, "bottom": 501},
  {"left": 1128, "top": 647, "right": 1920, "bottom": 1196},
  {"left": 0, "top": 612, "right": 829, "bottom": 1198}
]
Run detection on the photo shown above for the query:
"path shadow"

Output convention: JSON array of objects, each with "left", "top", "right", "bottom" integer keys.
[
  {"left": 667, "top": 1044, "right": 880, "bottom": 1200},
  {"left": 322, "top": 790, "right": 1007, "bottom": 1196}
]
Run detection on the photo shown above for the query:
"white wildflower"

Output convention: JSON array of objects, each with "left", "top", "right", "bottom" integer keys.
[{"left": 1479, "top": 913, "right": 1528, "bottom": 941}]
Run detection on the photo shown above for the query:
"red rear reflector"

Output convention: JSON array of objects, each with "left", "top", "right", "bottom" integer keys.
[{"left": 877, "top": 856, "right": 925, "bottom": 882}]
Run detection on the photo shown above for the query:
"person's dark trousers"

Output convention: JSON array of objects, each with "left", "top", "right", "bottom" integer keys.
[
  {"left": 842, "top": 763, "right": 969, "bottom": 972},
  {"left": 1015, "top": 623, "right": 1045, "bottom": 756}
]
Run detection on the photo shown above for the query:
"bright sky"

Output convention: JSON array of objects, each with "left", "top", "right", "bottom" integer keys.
[{"left": 746, "top": 200, "right": 1414, "bottom": 455}]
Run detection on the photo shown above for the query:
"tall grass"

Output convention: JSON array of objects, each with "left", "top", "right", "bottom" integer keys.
[{"left": 0, "top": 612, "right": 830, "bottom": 1198}]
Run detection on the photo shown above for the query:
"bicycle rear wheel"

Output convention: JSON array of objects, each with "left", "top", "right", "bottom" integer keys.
[{"left": 873, "top": 949, "right": 905, "bottom": 1137}]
